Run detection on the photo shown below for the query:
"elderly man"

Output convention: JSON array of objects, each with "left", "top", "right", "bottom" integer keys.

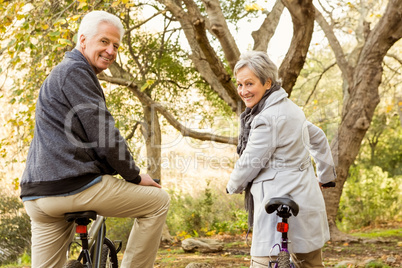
[{"left": 20, "top": 10, "right": 170, "bottom": 268}]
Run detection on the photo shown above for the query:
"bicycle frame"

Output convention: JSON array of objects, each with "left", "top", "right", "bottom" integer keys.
[
  {"left": 268, "top": 216, "right": 294, "bottom": 268},
  {"left": 265, "top": 198, "right": 299, "bottom": 268},
  {"left": 88, "top": 215, "right": 106, "bottom": 268},
  {"left": 69, "top": 215, "right": 106, "bottom": 268}
]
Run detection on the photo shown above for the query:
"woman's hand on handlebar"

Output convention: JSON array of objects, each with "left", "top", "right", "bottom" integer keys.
[
  {"left": 319, "top": 181, "right": 336, "bottom": 189},
  {"left": 139, "top": 174, "right": 162, "bottom": 188}
]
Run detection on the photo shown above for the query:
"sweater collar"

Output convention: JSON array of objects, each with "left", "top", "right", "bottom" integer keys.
[{"left": 65, "top": 49, "right": 96, "bottom": 75}]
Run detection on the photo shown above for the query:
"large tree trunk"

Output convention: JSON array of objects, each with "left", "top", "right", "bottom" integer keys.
[
  {"left": 141, "top": 105, "right": 162, "bottom": 180},
  {"left": 142, "top": 105, "right": 174, "bottom": 242},
  {"left": 321, "top": 0, "right": 402, "bottom": 240}
]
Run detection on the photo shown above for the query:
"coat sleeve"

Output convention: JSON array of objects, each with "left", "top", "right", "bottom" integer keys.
[
  {"left": 62, "top": 65, "right": 141, "bottom": 183},
  {"left": 226, "top": 115, "right": 277, "bottom": 194},
  {"left": 306, "top": 121, "right": 337, "bottom": 183}
]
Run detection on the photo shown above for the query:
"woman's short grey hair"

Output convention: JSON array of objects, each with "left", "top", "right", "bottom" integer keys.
[
  {"left": 75, "top": 11, "right": 124, "bottom": 49},
  {"left": 234, "top": 51, "right": 282, "bottom": 86}
]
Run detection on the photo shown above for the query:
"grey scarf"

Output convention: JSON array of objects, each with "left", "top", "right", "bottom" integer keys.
[{"left": 237, "top": 84, "right": 281, "bottom": 230}]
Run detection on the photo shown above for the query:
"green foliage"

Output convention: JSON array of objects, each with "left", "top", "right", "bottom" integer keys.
[
  {"left": 337, "top": 165, "right": 402, "bottom": 231},
  {"left": 358, "top": 111, "right": 402, "bottom": 177},
  {"left": 19, "top": 252, "right": 30, "bottom": 263},
  {"left": 212, "top": 209, "right": 248, "bottom": 235},
  {"left": 166, "top": 182, "right": 247, "bottom": 238},
  {"left": 0, "top": 193, "right": 31, "bottom": 265},
  {"left": 105, "top": 217, "right": 134, "bottom": 252}
]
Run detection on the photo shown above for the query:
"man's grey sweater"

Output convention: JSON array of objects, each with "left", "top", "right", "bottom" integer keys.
[{"left": 20, "top": 49, "right": 141, "bottom": 198}]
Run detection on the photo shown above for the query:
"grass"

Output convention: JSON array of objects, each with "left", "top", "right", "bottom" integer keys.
[{"left": 349, "top": 228, "right": 401, "bottom": 239}]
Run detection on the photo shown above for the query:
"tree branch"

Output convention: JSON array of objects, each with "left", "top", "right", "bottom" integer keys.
[
  {"left": 192, "top": 18, "right": 240, "bottom": 105},
  {"left": 183, "top": 0, "right": 242, "bottom": 110},
  {"left": 125, "top": 10, "right": 166, "bottom": 34},
  {"left": 304, "top": 62, "right": 336, "bottom": 106},
  {"left": 314, "top": 6, "right": 353, "bottom": 86},
  {"left": 386, "top": 53, "right": 402, "bottom": 65},
  {"left": 98, "top": 74, "right": 238, "bottom": 145},
  {"left": 252, "top": 0, "right": 285, "bottom": 51},
  {"left": 123, "top": 12, "right": 145, "bottom": 79},
  {"left": 156, "top": 0, "right": 243, "bottom": 114},
  {"left": 279, "top": 0, "right": 315, "bottom": 95},
  {"left": 164, "top": 79, "right": 202, "bottom": 90},
  {"left": 125, "top": 121, "right": 141, "bottom": 140},
  {"left": 200, "top": 0, "right": 240, "bottom": 70},
  {"left": 0, "top": 47, "right": 6, "bottom": 57},
  {"left": 354, "top": 0, "right": 402, "bottom": 81}
]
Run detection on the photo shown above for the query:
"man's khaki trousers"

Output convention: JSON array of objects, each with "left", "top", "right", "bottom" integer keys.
[{"left": 24, "top": 175, "right": 170, "bottom": 268}]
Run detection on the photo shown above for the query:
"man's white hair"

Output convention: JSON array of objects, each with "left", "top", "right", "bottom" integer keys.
[{"left": 75, "top": 10, "right": 124, "bottom": 49}]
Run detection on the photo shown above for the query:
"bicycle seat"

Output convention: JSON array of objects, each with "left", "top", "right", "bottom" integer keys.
[
  {"left": 64, "top": 211, "right": 97, "bottom": 224},
  {"left": 265, "top": 197, "right": 299, "bottom": 217}
]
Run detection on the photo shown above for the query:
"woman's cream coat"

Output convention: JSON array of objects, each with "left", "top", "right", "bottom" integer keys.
[{"left": 227, "top": 88, "right": 336, "bottom": 256}]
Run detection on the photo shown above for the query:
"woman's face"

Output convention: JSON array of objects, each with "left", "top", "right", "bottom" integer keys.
[{"left": 236, "top": 67, "right": 272, "bottom": 108}]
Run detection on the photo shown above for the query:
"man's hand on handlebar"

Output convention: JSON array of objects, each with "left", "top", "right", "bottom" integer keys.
[{"left": 139, "top": 174, "right": 162, "bottom": 188}]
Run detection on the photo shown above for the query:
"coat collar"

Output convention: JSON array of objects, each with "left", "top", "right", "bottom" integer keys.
[{"left": 261, "top": 87, "right": 288, "bottom": 110}]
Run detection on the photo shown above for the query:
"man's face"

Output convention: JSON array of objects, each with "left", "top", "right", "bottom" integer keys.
[{"left": 79, "top": 22, "right": 120, "bottom": 74}]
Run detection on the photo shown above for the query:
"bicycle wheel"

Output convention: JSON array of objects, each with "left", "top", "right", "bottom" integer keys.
[
  {"left": 63, "top": 260, "right": 84, "bottom": 268},
  {"left": 290, "top": 257, "right": 296, "bottom": 268},
  {"left": 100, "top": 237, "right": 119, "bottom": 268},
  {"left": 277, "top": 250, "right": 291, "bottom": 268},
  {"left": 64, "top": 241, "right": 85, "bottom": 268}
]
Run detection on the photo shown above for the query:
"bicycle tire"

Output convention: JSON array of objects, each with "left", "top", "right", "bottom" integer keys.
[
  {"left": 63, "top": 260, "right": 84, "bottom": 268},
  {"left": 100, "top": 237, "right": 119, "bottom": 268},
  {"left": 277, "top": 251, "right": 291, "bottom": 268}
]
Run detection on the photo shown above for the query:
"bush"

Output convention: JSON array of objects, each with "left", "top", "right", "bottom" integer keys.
[
  {"left": 337, "top": 165, "right": 402, "bottom": 231},
  {"left": 0, "top": 193, "right": 31, "bottom": 265},
  {"left": 166, "top": 181, "right": 248, "bottom": 239},
  {"left": 105, "top": 217, "right": 134, "bottom": 252},
  {"left": 104, "top": 183, "right": 248, "bottom": 245},
  {"left": 104, "top": 183, "right": 248, "bottom": 248},
  {"left": 212, "top": 209, "right": 248, "bottom": 235}
]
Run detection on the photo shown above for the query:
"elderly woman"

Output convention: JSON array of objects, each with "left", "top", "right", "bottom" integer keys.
[{"left": 226, "top": 51, "right": 336, "bottom": 268}]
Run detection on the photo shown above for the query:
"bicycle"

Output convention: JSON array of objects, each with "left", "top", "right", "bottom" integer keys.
[
  {"left": 264, "top": 181, "right": 336, "bottom": 268},
  {"left": 62, "top": 178, "right": 161, "bottom": 268},
  {"left": 63, "top": 211, "right": 122, "bottom": 268}
]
